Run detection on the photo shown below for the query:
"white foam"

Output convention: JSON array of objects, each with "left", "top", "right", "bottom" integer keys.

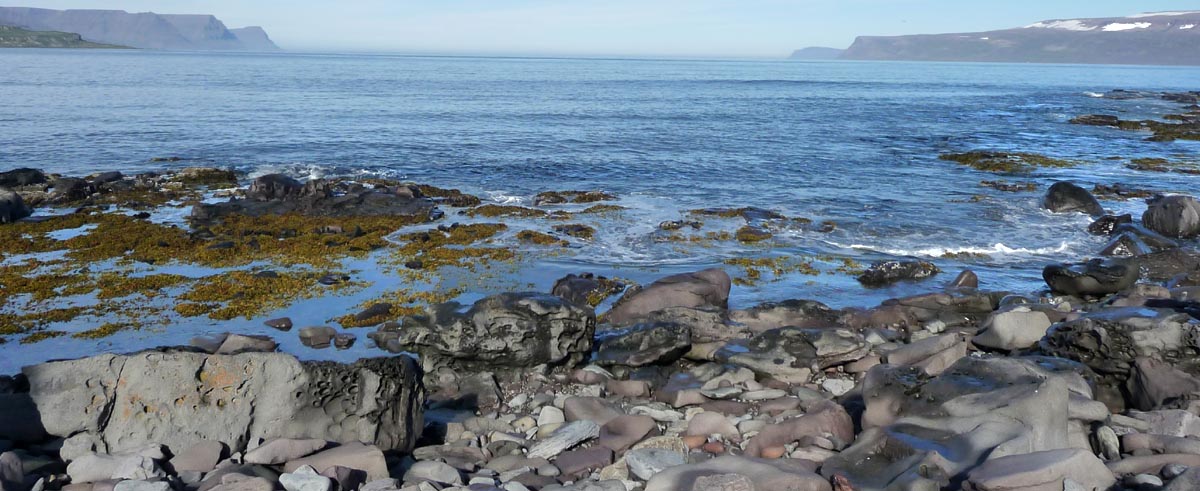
[
  {"left": 1084, "top": 92, "right": 1105, "bottom": 98},
  {"left": 1182, "top": 24, "right": 1197, "bottom": 30},
  {"left": 980, "top": 37, "right": 990, "bottom": 40},
  {"left": 1128, "top": 11, "right": 1200, "bottom": 18},
  {"left": 1102, "top": 22, "right": 1153, "bottom": 31},
  {"left": 485, "top": 191, "right": 525, "bottom": 205},
  {"left": 1026, "top": 20, "right": 1096, "bottom": 31},
  {"left": 834, "top": 241, "right": 1073, "bottom": 259},
  {"left": 247, "top": 163, "right": 328, "bottom": 180}
]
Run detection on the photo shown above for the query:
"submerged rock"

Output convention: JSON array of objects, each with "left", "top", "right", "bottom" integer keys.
[
  {"left": 857, "top": 260, "right": 940, "bottom": 287},
  {"left": 551, "top": 273, "right": 626, "bottom": 308},
  {"left": 1043, "top": 181, "right": 1104, "bottom": 217},
  {"left": 22, "top": 351, "right": 424, "bottom": 454},
  {"left": 1143, "top": 195, "right": 1200, "bottom": 238}
]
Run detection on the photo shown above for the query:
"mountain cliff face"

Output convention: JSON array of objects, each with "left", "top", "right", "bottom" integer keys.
[
  {"left": 0, "top": 24, "right": 127, "bottom": 48},
  {"left": 839, "top": 11, "right": 1200, "bottom": 65},
  {"left": 0, "top": 7, "right": 280, "bottom": 51},
  {"left": 789, "top": 47, "right": 845, "bottom": 60},
  {"left": 228, "top": 27, "right": 279, "bottom": 52}
]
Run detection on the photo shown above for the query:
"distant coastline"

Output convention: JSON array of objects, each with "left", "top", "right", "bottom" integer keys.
[
  {"left": 0, "top": 7, "right": 279, "bottom": 51},
  {"left": 0, "top": 24, "right": 129, "bottom": 48}
]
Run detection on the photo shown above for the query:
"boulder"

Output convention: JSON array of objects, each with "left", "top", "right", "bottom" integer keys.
[
  {"left": 728, "top": 299, "right": 840, "bottom": 333},
  {"left": 386, "top": 293, "right": 594, "bottom": 375},
  {"left": 964, "top": 449, "right": 1115, "bottom": 491},
  {"left": 552, "top": 273, "right": 626, "bottom": 308},
  {"left": 23, "top": 351, "right": 424, "bottom": 455},
  {"left": 1089, "top": 214, "right": 1133, "bottom": 236},
  {"left": 247, "top": 174, "right": 304, "bottom": 201},
  {"left": 857, "top": 260, "right": 940, "bottom": 287},
  {"left": 1043, "top": 258, "right": 1139, "bottom": 297},
  {"left": 0, "top": 189, "right": 31, "bottom": 224},
  {"left": 1143, "top": 195, "right": 1200, "bottom": 238},
  {"left": 605, "top": 269, "right": 731, "bottom": 326},
  {"left": 170, "top": 440, "right": 227, "bottom": 473},
  {"left": 244, "top": 438, "right": 328, "bottom": 465},
  {"left": 972, "top": 306, "right": 1053, "bottom": 351},
  {"left": 0, "top": 168, "right": 46, "bottom": 187},
  {"left": 50, "top": 177, "right": 92, "bottom": 203},
  {"left": 1043, "top": 182, "right": 1104, "bottom": 216},
  {"left": 593, "top": 322, "right": 691, "bottom": 367},
  {"left": 284, "top": 442, "right": 389, "bottom": 482},
  {"left": 192, "top": 178, "right": 436, "bottom": 223}
]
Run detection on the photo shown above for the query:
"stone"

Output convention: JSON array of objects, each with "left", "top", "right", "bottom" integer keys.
[
  {"left": 247, "top": 174, "right": 304, "bottom": 201},
  {"left": 0, "top": 452, "right": 21, "bottom": 490},
  {"left": 280, "top": 466, "right": 334, "bottom": 491},
  {"left": 605, "top": 380, "right": 651, "bottom": 398},
  {"left": 563, "top": 397, "right": 623, "bottom": 426},
  {"left": 285, "top": 442, "right": 390, "bottom": 482},
  {"left": 1043, "top": 181, "right": 1105, "bottom": 217},
  {"left": 1090, "top": 214, "right": 1134, "bottom": 235},
  {"left": 645, "top": 456, "right": 827, "bottom": 491},
  {"left": 972, "top": 306, "right": 1053, "bottom": 351},
  {"left": 0, "top": 168, "right": 46, "bottom": 187},
  {"left": 171, "top": 440, "right": 227, "bottom": 472},
  {"left": 266, "top": 317, "right": 294, "bottom": 331},
  {"left": 527, "top": 421, "right": 600, "bottom": 460},
  {"left": 113, "top": 481, "right": 170, "bottom": 491},
  {"left": 0, "top": 189, "right": 31, "bottom": 224},
  {"left": 1165, "top": 466, "right": 1200, "bottom": 491},
  {"left": 717, "top": 327, "right": 868, "bottom": 384},
  {"left": 820, "top": 379, "right": 855, "bottom": 397},
  {"left": 554, "top": 447, "right": 613, "bottom": 478},
  {"left": 244, "top": 438, "right": 329, "bottom": 465},
  {"left": 361, "top": 479, "right": 401, "bottom": 491},
  {"left": 551, "top": 273, "right": 626, "bottom": 308},
  {"left": 598, "top": 415, "right": 658, "bottom": 452},
  {"left": 388, "top": 293, "right": 595, "bottom": 375},
  {"left": 405, "top": 461, "right": 463, "bottom": 486},
  {"left": 690, "top": 474, "right": 755, "bottom": 491},
  {"left": 965, "top": 449, "right": 1115, "bottom": 491},
  {"left": 625, "top": 448, "right": 686, "bottom": 481},
  {"left": 299, "top": 327, "right": 337, "bottom": 349},
  {"left": 24, "top": 352, "right": 424, "bottom": 454},
  {"left": 857, "top": 260, "right": 940, "bottom": 287},
  {"left": 593, "top": 322, "right": 691, "bottom": 367},
  {"left": 539, "top": 406, "right": 566, "bottom": 427},
  {"left": 68, "top": 454, "right": 165, "bottom": 483},
  {"left": 216, "top": 335, "right": 278, "bottom": 354},
  {"left": 606, "top": 269, "right": 731, "bottom": 326},
  {"left": 333, "top": 333, "right": 357, "bottom": 350},
  {"left": 951, "top": 270, "right": 979, "bottom": 289},
  {"left": 321, "top": 466, "right": 367, "bottom": 491},
  {"left": 1097, "top": 426, "right": 1120, "bottom": 461},
  {"left": 1144, "top": 195, "right": 1200, "bottom": 239},
  {"left": 686, "top": 412, "right": 740, "bottom": 443},
  {"left": 1043, "top": 258, "right": 1139, "bottom": 297},
  {"left": 1127, "top": 357, "right": 1200, "bottom": 411}
]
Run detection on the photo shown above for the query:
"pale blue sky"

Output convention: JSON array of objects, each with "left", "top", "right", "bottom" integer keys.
[{"left": 18, "top": 1, "right": 1200, "bottom": 57}]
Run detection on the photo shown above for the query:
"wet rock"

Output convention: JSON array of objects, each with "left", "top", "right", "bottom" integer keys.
[
  {"left": 527, "top": 421, "right": 600, "bottom": 460},
  {"left": 972, "top": 306, "right": 1053, "bottom": 351},
  {"left": 965, "top": 448, "right": 1115, "bottom": 491},
  {"left": 728, "top": 299, "right": 840, "bottom": 334},
  {"left": 658, "top": 220, "right": 702, "bottom": 231},
  {"left": 0, "top": 189, "right": 31, "bottom": 224},
  {"left": 388, "top": 293, "right": 595, "bottom": 375},
  {"left": 1089, "top": 214, "right": 1134, "bottom": 235},
  {"left": 645, "top": 456, "right": 828, "bottom": 491},
  {"left": 553, "top": 224, "right": 596, "bottom": 240},
  {"left": 0, "top": 168, "right": 47, "bottom": 187},
  {"left": 857, "top": 260, "right": 940, "bottom": 287},
  {"left": 299, "top": 326, "right": 337, "bottom": 349},
  {"left": 23, "top": 352, "right": 424, "bottom": 454},
  {"left": 50, "top": 177, "right": 92, "bottom": 203},
  {"left": 593, "top": 322, "right": 691, "bottom": 367},
  {"left": 551, "top": 274, "right": 626, "bottom": 308},
  {"left": 1043, "top": 181, "right": 1105, "bottom": 216},
  {"left": 1043, "top": 258, "right": 1139, "bottom": 297},
  {"left": 247, "top": 174, "right": 304, "bottom": 201},
  {"left": 717, "top": 327, "right": 868, "bottom": 384},
  {"left": 951, "top": 270, "right": 979, "bottom": 289},
  {"left": 606, "top": 269, "right": 731, "bottom": 326},
  {"left": 1144, "top": 195, "right": 1200, "bottom": 238},
  {"left": 333, "top": 333, "right": 356, "bottom": 350},
  {"left": 284, "top": 442, "right": 390, "bottom": 482},
  {"left": 244, "top": 438, "right": 328, "bottom": 465},
  {"left": 1101, "top": 232, "right": 1154, "bottom": 257},
  {"left": 353, "top": 303, "right": 393, "bottom": 325},
  {"left": 193, "top": 178, "right": 436, "bottom": 223},
  {"left": 1070, "top": 114, "right": 1121, "bottom": 127},
  {"left": 216, "top": 334, "right": 278, "bottom": 354}
]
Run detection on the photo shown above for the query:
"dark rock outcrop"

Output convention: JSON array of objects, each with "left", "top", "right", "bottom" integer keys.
[
  {"left": 857, "top": 260, "right": 940, "bottom": 287},
  {"left": 1042, "top": 181, "right": 1104, "bottom": 216},
  {"left": 0, "top": 189, "right": 31, "bottom": 224},
  {"left": 605, "top": 269, "right": 731, "bottom": 326},
  {"left": 1042, "top": 258, "right": 1139, "bottom": 297},
  {"left": 1143, "top": 195, "right": 1200, "bottom": 238}
]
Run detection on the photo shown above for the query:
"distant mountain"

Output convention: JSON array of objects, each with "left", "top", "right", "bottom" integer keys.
[
  {"left": 826, "top": 11, "right": 1200, "bottom": 65},
  {"left": 789, "top": 47, "right": 845, "bottom": 60},
  {"left": 0, "top": 7, "right": 280, "bottom": 51},
  {"left": 0, "top": 24, "right": 127, "bottom": 48}
]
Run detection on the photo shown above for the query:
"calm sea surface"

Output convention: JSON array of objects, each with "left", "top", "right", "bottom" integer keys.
[{"left": 0, "top": 49, "right": 1198, "bottom": 370}]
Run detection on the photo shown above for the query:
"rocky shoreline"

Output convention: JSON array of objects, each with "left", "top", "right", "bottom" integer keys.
[{"left": 2, "top": 89, "right": 1200, "bottom": 491}]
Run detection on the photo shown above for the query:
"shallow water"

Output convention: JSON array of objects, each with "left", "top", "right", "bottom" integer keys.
[{"left": 1, "top": 50, "right": 1198, "bottom": 372}]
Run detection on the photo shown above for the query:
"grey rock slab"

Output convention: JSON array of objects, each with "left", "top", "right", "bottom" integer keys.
[
  {"left": 966, "top": 448, "right": 1115, "bottom": 491},
  {"left": 280, "top": 466, "right": 333, "bottom": 491},
  {"left": 527, "top": 421, "right": 600, "bottom": 460},
  {"left": 645, "top": 456, "right": 826, "bottom": 491},
  {"left": 972, "top": 307, "right": 1053, "bottom": 351},
  {"left": 170, "top": 440, "right": 227, "bottom": 473},
  {"left": 285, "top": 442, "right": 390, "bottom": 482},
  {"left": 112, "top": 482, "right": 170, "bottom": 491},
  {"left": 404, "top": 461, "right": 463, "bottom": 486},
  {"left": 625, "top": 448, "right": 686, "bottom": 481}
]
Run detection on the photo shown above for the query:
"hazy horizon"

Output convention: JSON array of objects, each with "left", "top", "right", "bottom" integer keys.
[{"left": 8, "top": 1, "right": 1200, "bottom": 57}]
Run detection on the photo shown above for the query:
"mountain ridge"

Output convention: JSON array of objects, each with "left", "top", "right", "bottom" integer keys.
[{"left": 0, "top": 7, "right": 280, "bottom": 51}]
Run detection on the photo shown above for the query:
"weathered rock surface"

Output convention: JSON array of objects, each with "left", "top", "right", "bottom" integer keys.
[
  {"left": 593, "top": 322, "right": 691, "bottom": 367},
  {"left": 964, "top": 448, "right": 1115, "bottom": 491},
  {"left": 192, "top": 177, "right": 438, "bottom": 223},
  {"left": 383, "top": 293, "right": 594, "bottom": 375},
  {"left": 22, "top": 351, "right": 424, "bottom": 454},
  {"left": 716, "top": 327, "right": 868, "bottom": 383},
  {"left": 1144, "top": 195, "right": 1200, "bottom": 239},
  {"left": 605, "top": 269, "right": 731, "bottom": 326},
  {"left": 645, "top": 456, "right": 829, "bottom": 491},
  {"left": 857, "top": 260, "right": 940, "bottom": 287},
  {"left": 1043, "top": 258, "right": 1139, "bottom": 297},
  {"left": 972, "top": 306, "right": 1053, "bottom": 351}
]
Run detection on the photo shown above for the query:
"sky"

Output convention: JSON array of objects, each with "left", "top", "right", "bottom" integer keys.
[{"left": 16, "top": 0, "right": 1200, "bottom": 57}]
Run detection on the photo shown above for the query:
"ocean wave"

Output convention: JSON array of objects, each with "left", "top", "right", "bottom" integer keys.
[
  {"left": 486, "top": 191, "right": 526, "bottom": 205},
  {"left": 246, "top": 163, "right": 331, "bottom": 180},
  {"left": 833, "top": 241, "right": 1073, "bottom": 258},
  {"left": 1084, "top": 92, "right": 1105, "bottom": 98}
]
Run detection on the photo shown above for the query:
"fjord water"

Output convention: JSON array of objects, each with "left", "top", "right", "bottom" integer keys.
[{"left": 1, "top": 49, "right": 1198, "bottom": 368}]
